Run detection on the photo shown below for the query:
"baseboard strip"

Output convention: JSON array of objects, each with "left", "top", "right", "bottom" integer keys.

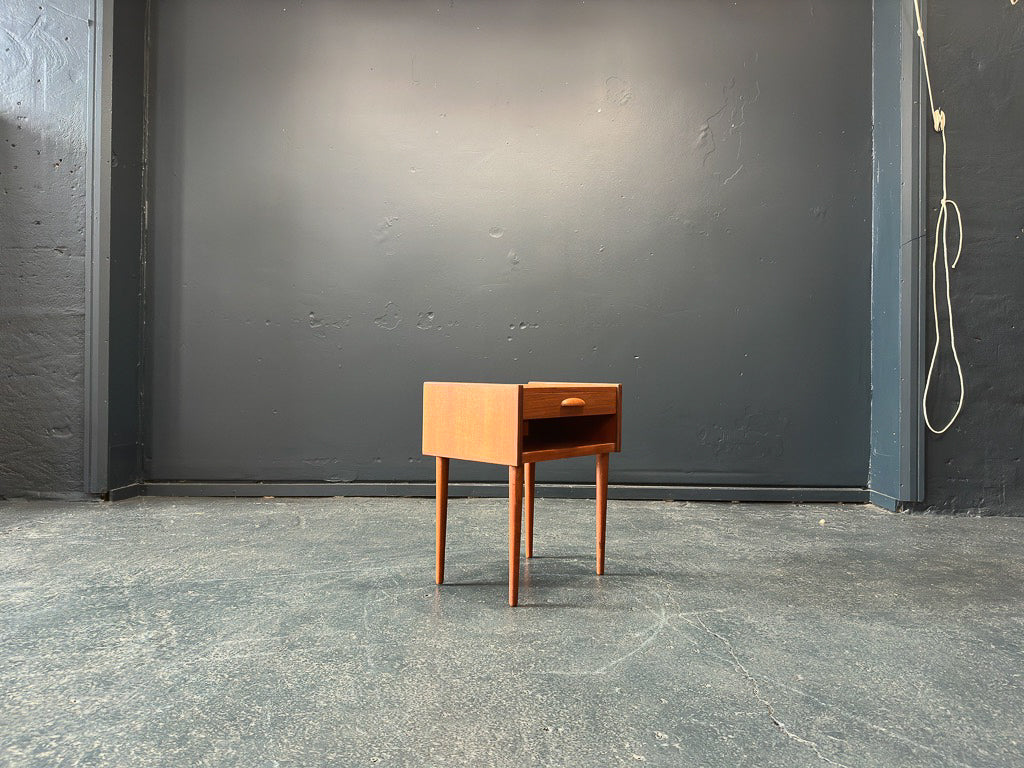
[{"left": 140, "top": 481, "right": 868, "bottom": 504}]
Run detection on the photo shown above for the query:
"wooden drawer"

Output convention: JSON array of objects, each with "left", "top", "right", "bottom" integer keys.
[{"left": 522, "top": 385, "right": 618, "bottom": 420}]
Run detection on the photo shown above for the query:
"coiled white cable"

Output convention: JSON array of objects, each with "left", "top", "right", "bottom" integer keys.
[{"left": 914, "top": 0, "right": 966, "bottom": 434}]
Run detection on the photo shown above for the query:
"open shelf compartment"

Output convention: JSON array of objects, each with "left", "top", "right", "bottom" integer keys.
[{"left": 521, "top": 414, "right": 618, "bottom": 463}]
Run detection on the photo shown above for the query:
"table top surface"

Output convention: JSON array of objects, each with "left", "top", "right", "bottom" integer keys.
[{"left": 423, "top": 381, "right": 620, "bottom": 387}]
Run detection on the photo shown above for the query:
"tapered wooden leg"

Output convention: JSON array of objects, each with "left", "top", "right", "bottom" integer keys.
[
  {"left": 596, "top": 453, "right": 609, "bottom": 575},
  {"left": 509, "top": 464, "right": 524, "bottom": 606},
  {"left": 435, "top": 457, "right": 449, "bottom": 585},
  {"left": 524, "top": 462, "right": 535, "bottom": 558}
]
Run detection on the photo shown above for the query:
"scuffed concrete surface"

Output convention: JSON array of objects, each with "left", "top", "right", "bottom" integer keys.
[
  {"left": 919, "top": 2, "right": 1024, "bottom": 513},
  {"left": 0, "top": 2, "right": 92, "bottom": 497},
  {"left": 1, "top": 497, "right": 1022, "bottom": 766}
]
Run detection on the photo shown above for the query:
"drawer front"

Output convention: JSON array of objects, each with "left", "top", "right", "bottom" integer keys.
[{"left": 522, "top": 386, "right": 618, "bottom": 420}]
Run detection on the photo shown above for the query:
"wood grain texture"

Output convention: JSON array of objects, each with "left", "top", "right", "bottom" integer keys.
[
  {"left": 423, "top": 381, "right": 621, "bottom": 604},
  {"left": 422, "top": 383, "right": 522, "bottom": 466},
  {"left": 509, "top": 465, "right": 524, "bottom": 606},
  {"left": 524, "top": 462, "right": 535, "bottom": 558},
  {"left": 521, "top": 441, "right": 616, "bottom": 464},
  {"left": 522, "top": 385, "right": 617, "bottom": 420},
  {"left": 614, "top": 383, "right": 623, "bottom": 451},
  {"left": 596, "top": 453, "right": 609, "bottom": 575},
  {"left": 435, "top": 456, "right": 448, "bottom": 584}
]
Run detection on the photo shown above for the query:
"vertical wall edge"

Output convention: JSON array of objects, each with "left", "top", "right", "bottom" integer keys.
[
  {"left": 869, "top": 0, "right": 925, "bottom": 504},
  {"left": 902, "top": 0, "right": 927, "bottom": 502},
  {"left": 85, "top": 0, "right": 114, "bottom": 495}
]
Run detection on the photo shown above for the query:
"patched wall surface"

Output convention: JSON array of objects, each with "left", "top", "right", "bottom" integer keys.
[
  {"left": 2, "top": 1, "right": 1022, "bottom": 510},
  {"left": 0, "top": 2, "right": 91, "bottom": 497},
  {"left": 919, "top": 1, "right": 1024, "bottom": 514},
  {"left": 144, "top": 0, "right": 874, "bottom": 487}
]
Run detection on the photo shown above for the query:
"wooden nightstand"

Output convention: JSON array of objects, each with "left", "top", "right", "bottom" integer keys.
[{"left": 422, "top": 382, "right": 623, "bottom": 606}]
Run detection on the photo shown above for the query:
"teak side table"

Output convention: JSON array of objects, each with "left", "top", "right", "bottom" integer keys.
[{"left": 422, "top": 382, "right": 622, "bottom": 606}]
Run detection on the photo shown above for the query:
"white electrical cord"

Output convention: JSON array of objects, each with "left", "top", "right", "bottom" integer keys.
[{"left": 914, "top": 0, "right": 966, "bottom": 434}]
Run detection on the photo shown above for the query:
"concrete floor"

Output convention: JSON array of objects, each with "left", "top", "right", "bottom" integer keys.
[{"left": 1, "top": 497, "right": 1023, "bottom": 768}]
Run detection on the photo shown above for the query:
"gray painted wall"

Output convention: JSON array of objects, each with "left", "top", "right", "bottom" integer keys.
[
  {"left": 5, "top": 1, "right": 1022, "bottom": 513},
  {"left": 870, "top": 0, "right": 905, "bottom": 503},
  {"left": 146, "top": 0, "right": 874, "bottom": 486},
  {"left": 0, "top": 2, "right": 91, "bottom": 498},
  {"left": 918, "top": 1, "right": 1024, "bottom": 513},
  {"left": 869, "top": 0, "right": 924, "bottom": 508}
]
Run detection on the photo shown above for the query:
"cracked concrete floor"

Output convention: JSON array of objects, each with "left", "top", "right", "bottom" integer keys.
[{"left": 1, "top": 496, "right": 1023, "bottom": 767}]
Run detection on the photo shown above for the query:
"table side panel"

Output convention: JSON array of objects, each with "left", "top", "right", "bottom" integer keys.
[{"left": 423, "top": 383, "right": 523, "bottom": 466}]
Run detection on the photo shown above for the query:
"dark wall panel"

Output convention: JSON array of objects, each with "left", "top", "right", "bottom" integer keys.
[
  {"left": 108, "top": 0, "right": 149, "bottom": 489},
  {"left": 147, "top": 0, "right": 873, "bottom": 485},
  {"left": 918, "top": 1, "right": 1024, "bottom": 513}
]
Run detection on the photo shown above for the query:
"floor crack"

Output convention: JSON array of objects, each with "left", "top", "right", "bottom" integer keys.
[
  {"left": 541, "top": 601, "right": 669, "bottom": 677},
  {"left": 683, "top": 614, "right": 851, "bottom": 768}
]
